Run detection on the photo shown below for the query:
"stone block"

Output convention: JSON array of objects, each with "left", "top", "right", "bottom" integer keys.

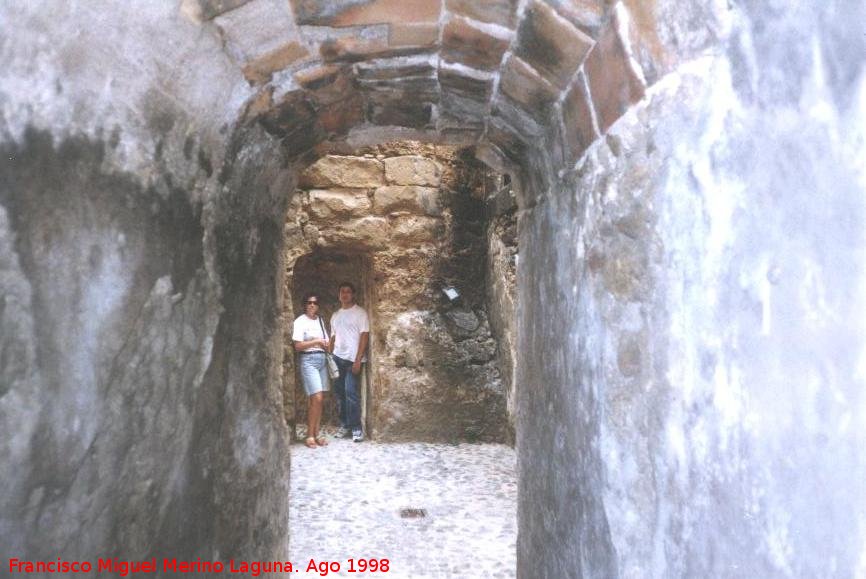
[
  {"left": 319, "top": 34, "right": 391, "bottom": 63},
  {"left": 439, "top": 92, "right": 488, "bottom": 127},
  {"left": 375, "top": 185, "right": 441, "bottom": 216},
  {"left": 358, "top": 75, "right": 439, "bottom": 99},
  {"left": 438, "top": 66, "right": 494, "bottom": 100},
  {"left": 499, "top": 55, "right": 560, "bottom": 122},
  {"left": 307, "top": 189, "right": 373, "bottom": 219},
  {"left": 242, "top": 42, "right": 309, "bottom": 84},
  {"left": 383, "top": 156, "right": 441, "bottom": 186},
  {"left": 490, "top": 95, "right": 546, "bottom": 139},
  {"left": 389, "top": 22, "right": 440, "bottom": 47},
  {"left": 438, "top": 66, "right": 493, "bottom": 125},
  {"left": 317, "top": 95, "right": 365, "bottom": 136},
  {"left": 366, "top": 95, "right": 434, "bottom": 128},
  {"left": 544, "top": 0, "right": 606, "bottom": 35},
  {"left": 295, "top": 65, "right": 357, "bottom": 106},
  {"left": 214, "top": 0, "right": 301, "bottom": 65},
  {"left": 241, "top": 87, "right": 274, "bottom": 120},
  {"left": 292, "top": 0, "right": 440, "bottom": 26},
  {"left": 562, "top": 71, "right": 598, "bottom": 163},
  {"left": 317, "top": 216, "right": 391, "bottom": 250},
  {"left": 485, "top": 119, "right": 529, "bottom": 165},
  {"left": 445, "top": 0, "right": 519, "bottom": 28},
  {"left": 584, "top": 14, "right": 646, "bottom": 133},
  {"left": 390, "top": 214, "right": 443, "bottom": 244},
  {"left": 259, "top": 91, "right": 318, "bottom": 138},
  {"left": 441, "top": 16, "right": 512, "bottom": 71},
  {"left": 514, "top": 0, "right": 594, "bottom": 89},
  {"left": 299, "top": 156, "right": 385, "bottom": 188},
  {"left": 356, "top": 55, "right": 437, "bottom": 81}
]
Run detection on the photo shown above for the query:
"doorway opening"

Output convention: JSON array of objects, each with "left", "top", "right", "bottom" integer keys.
[
  {"left": 287, "top": 251, "right": 374, "bottom": 441},
  {"left": 281, "top": 142, "right": 518, "bottom": 443}
]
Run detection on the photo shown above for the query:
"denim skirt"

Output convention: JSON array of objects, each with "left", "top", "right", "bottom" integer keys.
[{"left": 299, "top": 351, "right": 329, "bottom": 396}]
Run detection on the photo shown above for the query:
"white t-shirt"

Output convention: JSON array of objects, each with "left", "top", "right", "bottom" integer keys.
[
  {"left": 331, "top": 304, "right": 370, "bottom": 362},
  {"left": 292, "top": 314, "right": 328, "bottom": 352}
]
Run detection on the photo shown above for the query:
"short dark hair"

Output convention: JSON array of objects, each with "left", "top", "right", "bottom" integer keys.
[
  {"left": 338, "top": 282, "right": 356, "bottom": 294},
  {"left": 301, "top": 292, "right": 319, "bottom": 304}
]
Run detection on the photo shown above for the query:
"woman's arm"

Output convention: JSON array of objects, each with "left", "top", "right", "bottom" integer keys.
[{"left": 294, "top": 338, "right": 329, "bottom": 351}]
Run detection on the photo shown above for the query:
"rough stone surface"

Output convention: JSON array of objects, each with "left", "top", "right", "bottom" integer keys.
[
  {"left": 518, "top": 8, "right": 866, "bottom": 573},
  {"left": 300, "top": 155, "right": 385, "bottom": 188},
  {"left": 308, "top": 189, "right": 373, "bottom": 218},
  {"left": 374, "top": 185, "right": 441, "bottom": 215},
  {"left": 383, "top": 155, "right": 441, "bottom": 186},
  {"left": 195, "top": 0, "right": 253, "bottom": 20},
  {"left": 213, "top": 0, "right": 301, "bottom": 66},
  {"left": 289, "top": 439, "right": 517, "bottom": 578},
  {"left": 484, "top": 181, "right": 518, "bottom": 443}
]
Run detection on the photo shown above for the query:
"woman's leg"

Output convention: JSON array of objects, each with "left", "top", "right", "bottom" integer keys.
[
  {"left": 308, "top": 392, "right": 324, "bottom": 443},
  {"left": 315, "top": 363, "right": 330, "bottom": 445},
  {"left": 300, "top": 354, "right": 325, "bottom": 448}
]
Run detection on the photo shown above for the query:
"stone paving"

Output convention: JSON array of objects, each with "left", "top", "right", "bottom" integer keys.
[{"left": 288, "top": 433, "right": 517, "bottom": 578}]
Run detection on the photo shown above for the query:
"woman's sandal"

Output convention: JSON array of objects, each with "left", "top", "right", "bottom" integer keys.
[
  {"left": 304, "top": 437, "right": 317, "bottom": 449},
  {"left": 315, "top": 435, "right": 329, "bottom": 446}
]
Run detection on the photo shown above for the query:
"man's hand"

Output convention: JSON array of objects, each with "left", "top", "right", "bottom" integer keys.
[{"left": 352, "top": 360, "right": 361, "bottom": 375}]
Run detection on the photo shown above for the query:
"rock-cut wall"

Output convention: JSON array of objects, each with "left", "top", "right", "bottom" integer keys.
[
  {"left": 0, "top": 3, "right": 293, "bottom": 569},
  {"left": 517, "top": 2, "right": 866, "bottom": 576}
]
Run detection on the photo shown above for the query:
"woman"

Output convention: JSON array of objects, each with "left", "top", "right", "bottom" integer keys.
[{"left": 292, "top": 292, "right": 331, "bottom": 448}]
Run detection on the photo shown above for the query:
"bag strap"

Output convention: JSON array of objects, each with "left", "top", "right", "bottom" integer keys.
[{"left": 318, "top": 315, "right": 328, "bottom": 341}]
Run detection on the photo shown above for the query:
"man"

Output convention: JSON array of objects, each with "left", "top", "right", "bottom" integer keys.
[{"left": 329, "top": 282, "right": 369, "bottom": 442}]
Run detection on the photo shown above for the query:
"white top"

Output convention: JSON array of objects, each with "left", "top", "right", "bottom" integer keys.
[
  {"left": 331, "top": 304, "right": 370, "bottom": 362},
  {"left": 292, "top": 314, "right": 328, "bottom": 352}
]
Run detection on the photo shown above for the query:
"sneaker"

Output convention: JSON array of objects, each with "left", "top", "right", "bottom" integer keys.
[
  {"left": 352, "top": 429, "right": 363, "bottom": 443},
  {"left": 334, "top": 426, "right": 350, "bottom": 439}
]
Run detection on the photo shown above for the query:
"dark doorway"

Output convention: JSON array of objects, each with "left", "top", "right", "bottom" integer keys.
[{"left": 288, "top": 251, "right": 374, "bottom": 440}]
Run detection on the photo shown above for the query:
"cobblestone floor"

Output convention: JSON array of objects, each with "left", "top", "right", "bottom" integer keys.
[{"left": 288, "top": 431, "right": 517, "bottom": 578}]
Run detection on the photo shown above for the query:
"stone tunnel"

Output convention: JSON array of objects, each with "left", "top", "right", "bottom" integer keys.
[{"left": 1, "top": 0, "right": 865, "bottom": 577}]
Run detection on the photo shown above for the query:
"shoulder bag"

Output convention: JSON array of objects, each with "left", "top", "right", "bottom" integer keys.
[{"left": 318, "top": 316, "right": 340, "bottom": 380}]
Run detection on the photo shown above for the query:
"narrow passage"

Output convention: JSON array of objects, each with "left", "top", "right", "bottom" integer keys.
[{"left": 289, "top": 436, "right": 517, "bottom": 578}]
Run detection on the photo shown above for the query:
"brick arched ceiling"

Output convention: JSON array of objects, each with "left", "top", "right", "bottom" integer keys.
[{"left": 189, "top": 0, "right": 656, "bottom": 169}]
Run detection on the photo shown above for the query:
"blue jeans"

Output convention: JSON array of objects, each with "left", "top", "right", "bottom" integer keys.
[{"left": 333, "top": 356, "right": 362, "bottom": 431}]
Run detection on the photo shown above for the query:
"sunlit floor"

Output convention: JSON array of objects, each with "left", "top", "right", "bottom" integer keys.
[{"left": 289, "top": 431, "right": 517, "bottom": 578}]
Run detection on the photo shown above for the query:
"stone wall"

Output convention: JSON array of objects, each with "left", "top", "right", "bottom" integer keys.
[
  {"left": 283, "top": 144, "right": 514, "bottom": 442},
  {"left": 484, "top": 177, "right": 519, "bottom": 442},
  {"left": 0, "top": 4, "right": 292, "bottom": 568},
  {"left": 516, "top": 4, "right": 866, "bottom": 576}
]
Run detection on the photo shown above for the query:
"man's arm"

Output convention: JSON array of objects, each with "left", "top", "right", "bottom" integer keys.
[
  {"left": 329, "top": 312, "right": 337, "bottom": 354},
  {"left": 352, "top": 331, "right": 369, "bottom": 374}
]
